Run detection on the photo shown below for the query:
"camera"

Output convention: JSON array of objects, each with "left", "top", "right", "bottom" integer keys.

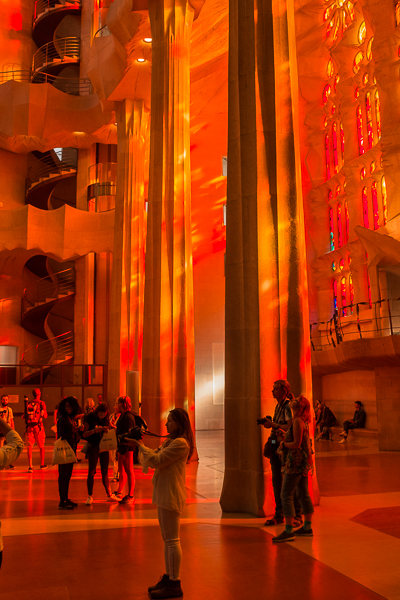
[
  {"left": 117, "top": 425, "right": 146, "bottom": 444},
  {"left": 257, "top": 415, "right": 272, "bottom": 425}
]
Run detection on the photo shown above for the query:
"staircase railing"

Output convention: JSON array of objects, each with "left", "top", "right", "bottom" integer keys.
[
  {"left": 32, "top": 37, "right": 80, "bottom": 73},
  {"left": 23, "top": 268, "right": 75, "bottom": 313},
  {"left": 0, "top": 69, "right": 92, "bottom": 95},
  {"left": 21, "top": 331, "right": 74, "bottom": 367},
  {"left": 26, "top": 148, "right": 78, "bottom": 191},
  {"left": 34, "top": 0, "right": 81, "bottom": 24}
]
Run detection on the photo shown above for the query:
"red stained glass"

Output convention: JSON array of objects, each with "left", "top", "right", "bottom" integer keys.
[
  {"left": 366, "top": 92, "right": 374, "bottom": 149},
  {"left": 362, "top": 186, "right": 369, "bottom": 228},
  {"left": 349, "top": 274, "right": 354, "bottom": 314},
  {"left": 371, "top": 181, "right": 379, "bottom": 229},
  {"left": 357, "top": 106, "right": 365, "bottom": 155},
  {"left": 337, "top": 203, "right": 343, "bottom": 247},
  {"left": 332, "top": 123, "right": 339, "bottom": 173},
  {"left": 340, "top": 124, "right": 345, "bottom": 162},
  {"left": 325, "top": 134, "right": 331, "bottom": 180},
  {"left": 375, "top": 91, "right": 381, "bottom": 141},
  {"left": 382, "top": 176, "right": 388, "bottom": 225},
  {"left": 329, "top": 206, "right": 335, "bottom": 251},
  {"left": 341, "top": 277, "right": 347, "bottom": 316},
  {"left": 345, "top": 202, "right": 350, "bottom": 243}
]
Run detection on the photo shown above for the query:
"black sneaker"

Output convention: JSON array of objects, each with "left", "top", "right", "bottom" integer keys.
[
  {"left": 66, "top": 499, "right": 78, "bottom": 507},
  {"left": 28, "top": 467, "right": 33, "bottom": 473},
  {"left": 295, "top": 526, "right": 313, "bottom": 537},
  {"left": 119, "top": 494, "right": 134, "bottom": 505},
  {"left": 272, "top": 530, "right": 295, "bottom": 543},
  {"left": 148, "top": 574, "right": 170, "bottom": 593},
  {"left": 8, "top": 464, "right": 15, "bottom": 469},
  {"left": 40, "top": 465, "right": 48, "bottom": 470},
  {"left": 59, "top": 501, "right": 74, "bottom": 510},
  {"left": 150, "top": 579, "right": 183, "bottom": 599},
  {"left": 264, "top": 515, "right": 284, "bottom": 526}
]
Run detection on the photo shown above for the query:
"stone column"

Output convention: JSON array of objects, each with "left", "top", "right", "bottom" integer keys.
[
  {"left": 142, "top": 0, "right": 204, "bottom": 441},
  {"left": 221, "top": 0, "right": 317, "bottom": 516},
  {"left": 108, "top": 99, "right": 149, "bottom": 401}
]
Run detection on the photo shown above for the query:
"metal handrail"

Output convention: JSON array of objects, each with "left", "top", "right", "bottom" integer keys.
[
  {"left": 23, "top": 268, "right": 75, "bottom": 311},
  {"left": 26, "top": 148, "right": 78, "bottom": 191},
  {"left": 0, "top": 69, "right": 92, "bottom": 95},
  {"left": 21, "top": 331, "right": 74, "bottom": 367},
  {"left": 88, "top": 162, "right": 117, "bottom": 185},
  {"left": 32, "top": 37, "right": 80, "bottom": 73},
  {"left": 34, "top": 0, "right": 81, "bottom": 24},
  {"left": 94, "top": 24, "right": 111, "bottom": 38},
  {"left": 310, "top": 296, "right": 400, "bottom": 350}
]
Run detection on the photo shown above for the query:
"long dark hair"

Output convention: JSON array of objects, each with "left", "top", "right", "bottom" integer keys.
[
  {"left": 168, "top": 408, "right": 195, "bottom": 460},
  {"left": 58, "top": 396, "right": 81, "bottom": 419},
  {"left": 92, "top": 403, "right": 109, "bottom": 423}
]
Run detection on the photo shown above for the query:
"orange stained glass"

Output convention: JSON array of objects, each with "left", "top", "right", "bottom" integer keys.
[
  {"left": 349, "top": 274, "right": 354, "bottom": 313},
  {"left": 341, "top": 276, "right": 347, "bottom": 316},
  {"left": 371, "top": 181, "right": 379, "bottom": 229},
  {"left": 355, "top": 87, "right": 360, "bottom": 99},
  {"left": 375, "top": 91, "right": 381, "bottom": 140},
  {"left": 362, "top": 186, "right": 369, "bottom": 228},
  {"left": 323, "top": 84, "right": 331, "bottom": 105},
  {"left": 360, "top": 167, "right": 367, "bottom": 180},
  {"left": 396, "top": 1, "right": 400, "bottom": 26},
  {"left": 345, "top": 202, "right": 350, "bottom": 242},
  {"left": 358, "top": 21, "right": 366, "bottom": 45},
  {"left": 324, "top": 0, "right": 355, "bottom": 39},
  {"left": 337, "top": 203, "right": 343, "bottom": 247},
  {"left": 334, "top": 75, "right": 340, "bottom": 92},
  {"left": 366, "top": 37, "right": 373, "bottom": 61},
  {"left": 327, "top": 59, "right": 334, "bottom": 78},
  {"left": 339, "top": 258, "right": 345, "bottom": 270},
  {"left": 366, "top": 92, "right": 374, "bottom": 149},
  {"left": 357, "top": 105, "right": 365, "bottom": 155},
  {"left": 325, "top": 133, "right": 331, "bottom": 180},
  {"left": 353, "top": 51, "right": 364, "bottom": 74},
  {"left": 332, "top": 123, "right": 339, "bottom": 173},
  {"left": 363, "top": 73, "right": 369, "bottom": 85},
  {"left": 382, "top": 176, "right": 388, "bottom": 225},
  {"left": 370, "top": 161, "right": 376, "bottom": 174}
]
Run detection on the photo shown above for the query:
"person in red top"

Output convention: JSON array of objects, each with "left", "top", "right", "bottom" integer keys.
[{"left": 23, "top": 389, "right": 48, "bottom": 472}]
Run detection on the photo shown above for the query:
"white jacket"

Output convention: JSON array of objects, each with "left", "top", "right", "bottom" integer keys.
[
  {"left": 0, "top": 429, "right": 24, "bottom": 552},
  {"left": 140, "top": 437, "right": 189, "bottom": 514}
]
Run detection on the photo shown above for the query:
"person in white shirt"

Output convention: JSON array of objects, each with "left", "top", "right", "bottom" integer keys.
[
  {"left": 126, "top": 408, "right": 194, "bottom": 600},
  {"left": 0, "top": 416, "right": 24, "bottom": 567}
]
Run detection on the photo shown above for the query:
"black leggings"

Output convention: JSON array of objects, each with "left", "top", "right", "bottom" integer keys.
[
  {"left": 58, "top": 461, "right": 75, "bottom": 502},
  {"left": 87, "top": 445, "right": 110, "bottom": 496}
]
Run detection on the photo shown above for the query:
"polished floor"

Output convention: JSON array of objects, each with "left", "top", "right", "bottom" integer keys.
[{"left": 1, "top": 432, "right": 400, "bottom": 600}]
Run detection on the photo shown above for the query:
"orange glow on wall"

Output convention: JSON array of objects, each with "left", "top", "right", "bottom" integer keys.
[{"left": 10, "top": 13, "right": 22, "bottom": 31}]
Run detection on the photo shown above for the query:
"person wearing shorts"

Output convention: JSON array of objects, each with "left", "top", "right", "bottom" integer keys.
[{"left": 23, "top": 389, "right": 48, "bottom": 472}]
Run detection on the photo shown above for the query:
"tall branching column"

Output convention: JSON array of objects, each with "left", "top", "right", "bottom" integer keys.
[
  {"left": 142, "top": 1, "right": 201, "bottom": 440},
  {"left": 221, "top": 0, "right": 317, "bottom": 516},
  {"left": 108, "top": 99, "right": 149, "bottom": 401}
]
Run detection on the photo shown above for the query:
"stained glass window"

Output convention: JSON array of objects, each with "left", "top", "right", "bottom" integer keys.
[
  {"left": 396, "top": 1, "right": 400, "bottom": 26},
  {"left": 323, "top": 84, "right": 331, "bottom": 105},
  {"left": 382, "top": 176, "right": 388, "bottom": 225},
  {"left": 337, "top": 203, "right": 343, "bottom": 247},
  {"left": 329, "top": 206, "right": 335, "bottom": 251},
  {"left": 371, "top": 181, "right": 379, "bottom": 229},
  {"left": 327, "top": 59, "right": 334, "bottom": 78},
  {"left": 349, "top": 274, "right": 354, "bottom": 314},
  {"left": 341, "top": 277, "right": 347, "bottom": 316},
  {"left": 333, "top": 279, "right": 338, "bottom": 312},
  {"left": 357, "top": 106, "right": 365, "bottom": 155},
  {"left": 339, "top": 258, "right": 345, "bottom": 270},
  {"left": 366, "top": 37, "right": 373, "bottom": 60},
  {"left": 375, "top": 91, "right": 381, "bottom": 141},
  {"left": 345, "top": 202, "right": 350, "bottom": 243},
  {"left": 366, "top": 92, "right": 374, "bottom": 149},
  {"left": 353, "top": 51, "right": 364, "bottom": 74},
  {"left": 362, "top": 186, "right": 369, "bottom": 228},
  {"left": 325, "top": 134, "right": 331, "bottom": 180},
  {"left": 340, "top": 124, "right": 345, "bottom": 161},
  {"left": 358, "top": 21, "right": 366, "bottom": 44},
  {"left": 332, "top": 123, "right": 339, "bottom": 173}
]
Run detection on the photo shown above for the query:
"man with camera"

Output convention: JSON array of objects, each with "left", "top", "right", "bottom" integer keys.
[
  {"left": 0, "top": 415, "right": 24, "bottom": 568},
  {"left": 261, "top": 379, "right": 301, "bottom": 526}
]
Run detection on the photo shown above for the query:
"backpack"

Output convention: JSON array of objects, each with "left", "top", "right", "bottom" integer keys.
[{"left": 24, "top": 400, "right": 41, "bottom": 426}]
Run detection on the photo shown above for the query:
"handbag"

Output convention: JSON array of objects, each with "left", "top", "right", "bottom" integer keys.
[
  {"left": 52, "top": 438, "right": 77, "bottom": 465},
  {"left": 263, "top": 431, "right": 282, "bottom": 459},
  {"left": 99, "top": 428, "right": 118, "bottom": 452}
]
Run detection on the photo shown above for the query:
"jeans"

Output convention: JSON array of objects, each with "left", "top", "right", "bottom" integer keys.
[
  {"left": 158, "top": 506, "right": 182, "bottom": 580},
  {"left": 58, "top": 462, "right": 74, "bottom": 502},
  {"left": 270, "top": 453, "right": 302, "bottom": 518},
  {"left": 87, "top": 445, "right": 110, "bottom": 496},
  {"left": 343, "top": 420, "right": 357, "bottom": 434},
  {"left": 281, "top": 472, "right": 314, "bottom": 518}
]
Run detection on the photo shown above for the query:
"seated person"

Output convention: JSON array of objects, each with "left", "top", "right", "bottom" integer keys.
[
  {"left": 339, "top": 401, "right": 366, "bottom": 443},
  {"left": 316, "top": 400, "right": 337, "bottom": 441}
]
